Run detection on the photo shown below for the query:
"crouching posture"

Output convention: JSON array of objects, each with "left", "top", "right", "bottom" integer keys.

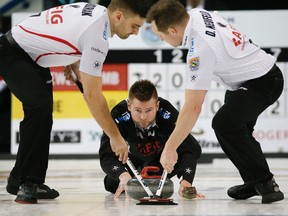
[{"left": 99, "top": 80, "right": 203, "bottom": 198}]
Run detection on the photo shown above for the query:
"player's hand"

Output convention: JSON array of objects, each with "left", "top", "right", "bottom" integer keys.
[
  {"left": 114, "top": 172, "right": 132, "bottom": 198},
  {"left": 110, "top": 137, "right": 128, "bottom": 163},
  {"left": 160, "top": 147, "right": 177, "bottom": 173},
  {"left": 64, "top": 65, "right": 75, "bottom": 84},
  {"left": 179, "top": 180, "right": 205, "bottom": 199},
  {"left": 64, "top": 64, "right": 81, "bottom": 84},
  {"left": 178, "top": 180, "right": 192, "bottom": 198}
]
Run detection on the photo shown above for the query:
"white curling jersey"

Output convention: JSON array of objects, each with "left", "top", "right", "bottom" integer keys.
[
  {"left": 11, "top": 3, "right": 111, "bottom": 77},
  {"left": 182, "top": 9, "right": 276, "bottom": 91}
]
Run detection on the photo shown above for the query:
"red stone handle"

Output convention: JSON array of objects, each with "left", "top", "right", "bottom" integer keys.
[{"left": 140, "top": 166, "right": 161, "bottom": 179}]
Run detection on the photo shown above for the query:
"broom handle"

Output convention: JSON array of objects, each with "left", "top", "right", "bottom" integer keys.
[
  {"left": 75, "top": 80, "right": 83, "bottom": 93},
  {"left": 126, "top": 158, "right": 154, "bottom": 197},
  {"left": 71, "top": 70, "right": 84, "bottom": 93},
  {"left": 155, "top": 170, "right": 168, "bottom": 197}
]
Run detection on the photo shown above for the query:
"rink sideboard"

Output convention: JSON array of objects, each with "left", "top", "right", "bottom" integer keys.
[{"left": 11, "top": 10, "right": 288, "bottom": 155}]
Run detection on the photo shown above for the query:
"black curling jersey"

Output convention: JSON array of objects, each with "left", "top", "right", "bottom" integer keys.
[{"left": 99, "top": 97, "right": 201, "bottom": 183}]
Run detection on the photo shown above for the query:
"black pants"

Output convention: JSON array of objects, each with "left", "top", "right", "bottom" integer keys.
[
  {"left": 0, "top": 86, "right": 11, "bottom": 153},
  {"left": 212, "top": 64, "right": 284, "bottom": 185},
  {"left": 0, "top": 34, "right": 53, "bottom": 184}
]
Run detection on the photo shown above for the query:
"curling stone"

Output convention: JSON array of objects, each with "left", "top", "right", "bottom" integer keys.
[{"left": 126, "top": 166, "right": 174, "bottom": 200}]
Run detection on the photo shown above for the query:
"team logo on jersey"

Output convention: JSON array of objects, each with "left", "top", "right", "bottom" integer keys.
[
  {"left": 115, "top": 112, "right": 131, "bottom": 123},
  {"left": 189, "top": 57, "right": 199, "bottom": 71},
  {"left": 93, "top": 61, "right": 101, "bottom": 69},
  {"left": 158, "top": 108, "right": 171, "bottom": 120}
]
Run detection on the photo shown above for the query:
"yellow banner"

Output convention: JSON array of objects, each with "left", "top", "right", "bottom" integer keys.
[{"left": 12, "top": 91, "right": 128, "bottom": 119}]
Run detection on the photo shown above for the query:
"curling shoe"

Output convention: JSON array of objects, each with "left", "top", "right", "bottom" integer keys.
[
  {"left": 227, "top": 183, "right": 259, "bottom": 200},
  {"left": 255, "top": 178, "right": 284, "bottom": 204},
  {"left": 6, "top": 175, "right": 59, "bottom": 199},
  {"left": 15, "top": 182, "right": 38, "bottom": 204}
]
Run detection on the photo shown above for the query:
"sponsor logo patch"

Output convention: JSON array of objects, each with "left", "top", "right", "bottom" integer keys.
[
  {"left": 158, "top": 108, "right": 171, "bottom": 119},
  {"left": 189, "top": 57, "right": 199, "bottom": 71},
  {"left": 93, "top": 61, "right": 101, "bottom": 69},
  {"left": 115, "top": 112, "right": 131, "bottom": 123}
]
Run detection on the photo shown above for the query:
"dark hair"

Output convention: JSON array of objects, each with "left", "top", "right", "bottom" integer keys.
[
  {"left": 146, "top": 0, "right": 188, "bottom": 32},
  {"left": 129, "top": 80, "right": 158, "bottom": 102},
  {"left": 108, "top": 0, "right": 158, "bottom": 18}
]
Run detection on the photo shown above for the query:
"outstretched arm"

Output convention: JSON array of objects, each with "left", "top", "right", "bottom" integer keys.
[
  {"left": 160, "top": 89, "right": 207, "bottom": 172},
  {"left": 80, "top": 72, "right": 128, "bottom": 163}
]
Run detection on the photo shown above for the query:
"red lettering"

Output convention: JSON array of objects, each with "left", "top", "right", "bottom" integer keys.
[
  {"left": 138, "top": 143, "right": 146, "bottom": 155},
  {"left": 136, "top": 141, "right": 162, "bottom": 157},
  {"left": 50, "top": 6, "right": 64, "bottom": 24},
  {"left": 145, "top": 143, "right": 152, "bottom": 153},
  {"left": 232, "top": 31, "right": 242, "bottom": 47},
  {"left": 154, "top": 141, "right": 161, "bottom": 149},
  {"left": 51, "top": 14, "right": 63, "bottom": 24},
  {"left": 232, "top": 31, "right": 242, "bottom": 40},
  {"left": 232, "top": 38, "right": 241, "bottom": 46}
]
